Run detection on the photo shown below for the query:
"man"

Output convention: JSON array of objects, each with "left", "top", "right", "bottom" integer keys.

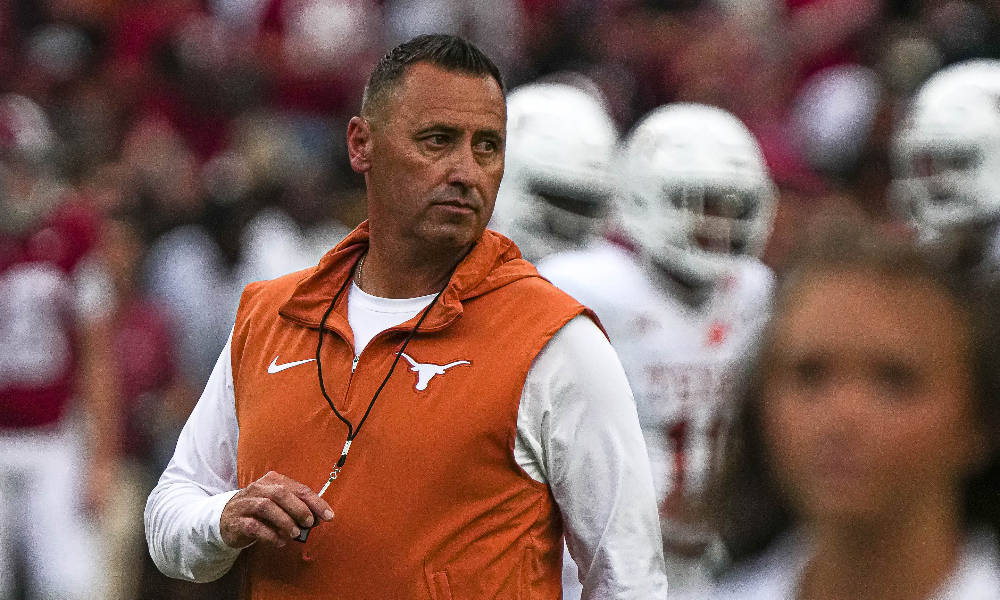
[
  {"left": 892, "top": 59, "right": 1000, "bottom": 255},
  {"left": 539, "top": 103, "right": 776, "bottom": 597},
  {"left": 145, "top": 35, "right": 668, "bottom": 599},
  {"left": 489, "top": 80, "right": 619, "bottom": 263}
]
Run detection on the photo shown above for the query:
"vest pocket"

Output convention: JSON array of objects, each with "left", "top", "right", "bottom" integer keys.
[{"left": 429, "top": 571, "right": 453, "bottom": 600}]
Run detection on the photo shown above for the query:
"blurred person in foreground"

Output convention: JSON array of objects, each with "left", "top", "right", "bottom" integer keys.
[
  {"left": 711, "top": 219, "right": 1000, "bottom": 599},
  {"left": 539, "top": 103, "right": 777, "bottom": 598},
  {"left": 0, "top": 94, "right": 116, "bottom": 598},
  {"left": 489, "top": 79, "right": 618, "bottom": 264},
  {"left": 145, "top": 34, "right": 668, "bottom": 598},
  {"left": 893, "top": 59, "right": 1000, "bottom": 258}
]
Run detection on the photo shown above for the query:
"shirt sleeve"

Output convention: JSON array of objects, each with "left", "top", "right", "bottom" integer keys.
[
  {"left": 144, "top": 332, "right": 243, "bottom": 582},
  {"left": 514, "top": 315, "right": 669, "bottom": 599}
]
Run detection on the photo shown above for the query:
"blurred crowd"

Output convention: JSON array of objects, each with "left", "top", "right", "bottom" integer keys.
[{"left": 3, "top": 0, "right": 1000, "bottom": 598}]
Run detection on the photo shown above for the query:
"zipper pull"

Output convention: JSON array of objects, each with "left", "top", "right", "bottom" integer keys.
[{"left": 352, "top": 355, "right": 359, "bottom": 373}]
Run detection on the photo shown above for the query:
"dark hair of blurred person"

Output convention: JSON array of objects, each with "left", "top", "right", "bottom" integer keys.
[{"left": 711, "top": 218, "right": 1000, "bottom": 597}]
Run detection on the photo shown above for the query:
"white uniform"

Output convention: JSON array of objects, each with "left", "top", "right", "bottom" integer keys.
[
  {"left": 712, "top": 530, "right": 1000, "bottom": 600},
  {"left": 539, "top": 239, "right": 773, "bottom": 597}
]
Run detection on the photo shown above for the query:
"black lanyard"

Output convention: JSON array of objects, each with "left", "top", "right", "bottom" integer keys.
[{"left": 296, "top": 256, "right": 444, "bottom": 542}]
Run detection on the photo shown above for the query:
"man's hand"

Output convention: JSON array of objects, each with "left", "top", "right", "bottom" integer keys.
[{"left": 220, "top": 471, "right": 335, "bottom": 549}]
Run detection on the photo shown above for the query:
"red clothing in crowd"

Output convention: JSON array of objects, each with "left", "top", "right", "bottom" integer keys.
[{"left": 0, "top": 202, "right": 102, "bottom": 429}]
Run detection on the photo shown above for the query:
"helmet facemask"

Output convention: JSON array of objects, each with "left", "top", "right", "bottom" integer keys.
[
  {"left": 896, "top": 137, "right": 1000, "bottom": 232},
  {"left": 638, "top": 182, "right": 771, "bottom": 288},
  {"left": 532, "top": 181, "right": 606, "bottom": 242}
]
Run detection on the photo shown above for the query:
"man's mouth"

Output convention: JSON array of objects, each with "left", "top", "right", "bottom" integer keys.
[{"left": 432, "top": 200, "right": 477, "bottom": 212}]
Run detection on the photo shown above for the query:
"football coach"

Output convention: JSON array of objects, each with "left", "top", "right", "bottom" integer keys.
[{"left": 145, "top": 34, "right": 668, "bottom": 599}]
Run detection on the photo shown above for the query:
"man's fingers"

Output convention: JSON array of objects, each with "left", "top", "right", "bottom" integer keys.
[
  {"left": 266, "top": 486, "right": 318, "bottom": 528},
  {"left": 248, "top": 497, "right": 303, "bottom": 539},
  {"left": 293, "top": 485, "right": 335, "bottom": 522},
  {"left": 248, "top": 472, "right": 333, "bottom": 532},
  {"left": 241, "top": 518, "right": 285, "bottom": 548},
  {"left": 262, "top": 472, "right": 334, "bottom": 523}
]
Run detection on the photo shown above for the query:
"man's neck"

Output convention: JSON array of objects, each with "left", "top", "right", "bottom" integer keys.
[
  {"left": 358, "top": 235, "right": 471, "bottom": 299},
  {"left": 799, "top": 501, "right": 962, "bottom": 600}
]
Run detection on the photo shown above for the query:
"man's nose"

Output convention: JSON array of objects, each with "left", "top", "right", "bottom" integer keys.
[{"left": 446, "top": 144, "right": 482, "bottom": 190}]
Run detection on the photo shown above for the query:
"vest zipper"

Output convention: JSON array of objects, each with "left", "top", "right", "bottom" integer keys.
[
  {"left": 348, "top": 320, "right": 421, "bottom": 376},
  {"left": 338, "top": 321, "right": 426, "bottom": 419}
]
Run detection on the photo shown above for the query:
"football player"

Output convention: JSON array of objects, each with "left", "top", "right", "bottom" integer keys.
[
  {"left": 539, "top": 103, "right": 776, "bottom": 597},
  {"left": 892, "top": 59, "right": 1000, "bottom": 257},
  {"left": 489, "top": 81, "right": 618, "bottom": 263}
]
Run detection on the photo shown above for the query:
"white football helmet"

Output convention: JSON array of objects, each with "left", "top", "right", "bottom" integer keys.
[
  {"left": 893, "top": 60, "right": 1000, "bottom": 234},
  {"left": 616, "top": 103, "right": 775, "bottom": 286},
  {"left": 490, "top": 82, "right": 618, "bottom": 263}
]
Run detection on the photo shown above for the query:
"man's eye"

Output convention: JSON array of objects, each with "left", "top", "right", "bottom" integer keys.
[
  {"left": 424, "top": 134, "right": 448, "bottom": 147},
  {"left": 475, "top": 140, "right": 498, "bottom": 154}
]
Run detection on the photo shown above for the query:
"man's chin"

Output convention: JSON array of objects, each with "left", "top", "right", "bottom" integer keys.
[{"left": 414, "top": 221, "right": 485, "bottom": 254}]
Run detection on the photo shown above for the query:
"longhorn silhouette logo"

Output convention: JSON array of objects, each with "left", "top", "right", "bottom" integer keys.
[{"left": 400, "top": 353, "right": 471, "bottom": 391}]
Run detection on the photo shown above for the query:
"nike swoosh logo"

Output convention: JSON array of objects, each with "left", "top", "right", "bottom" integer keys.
[{"left": 267, "top": 356, "right": 316, "bottom": 374}]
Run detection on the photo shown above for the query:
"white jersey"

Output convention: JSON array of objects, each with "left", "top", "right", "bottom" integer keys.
[
  {"left": 539, "top": 240, "right": 773, "bottom": 508},
  {"left": 540, "top": 240, "right": 772, "bottom": 598},
  {"left": 712, "top": 530, "right": 1000, "bottom": 600}
]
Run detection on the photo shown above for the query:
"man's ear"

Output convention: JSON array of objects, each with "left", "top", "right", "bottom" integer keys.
[{"left": 347, "top": 116, "right": 374, "bottom": 174}]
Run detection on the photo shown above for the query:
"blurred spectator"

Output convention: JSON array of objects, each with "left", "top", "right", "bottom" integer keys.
[
  {"left": 712, "top": 219, "right": 1000, "bottom": 598},
  {"left": 227, "top": 110, "right": 352, "bottom": 284},
  {"left": 98, "top": 215, "right": 193, "bottom": 599},
  {"left": 235, "top": 202, "right": 348, "bottom": 288},
  {"left": 256, "top": 0, "right": 379, "bottom": 116},
  {"left": 0, "top": 93, "right": 115, "bottom": 599},
  {"left": 126, "top": 112, "right": 239, "bottom": 390},
  {"left": 385, "top": 0, "right": 526, "bottom": 78},
  {"left": 144, "top": 216, "right": 240, "bottom": 390},
  {"left": 784, "top": 0, "right": 885, "bottom": 83}
]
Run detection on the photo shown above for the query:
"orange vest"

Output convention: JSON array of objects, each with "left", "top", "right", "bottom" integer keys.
[{"left": 230, "top": 223, "right": 594, "bottom": 599}]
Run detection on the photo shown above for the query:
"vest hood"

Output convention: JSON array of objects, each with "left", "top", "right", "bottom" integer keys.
[{"left": 278, "top": 221, "right": 541, "bottom": 333}]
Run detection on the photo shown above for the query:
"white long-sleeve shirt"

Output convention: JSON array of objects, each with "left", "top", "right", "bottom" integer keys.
[{"left": 145, "top": 283, "right": 669, "bottom": 599}]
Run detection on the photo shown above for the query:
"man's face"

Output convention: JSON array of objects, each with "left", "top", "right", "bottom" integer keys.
[{"left": 355, "top": 63, "right": 506, "bottom": 253}]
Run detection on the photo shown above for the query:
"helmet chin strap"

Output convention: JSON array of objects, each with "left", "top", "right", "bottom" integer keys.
[
  {"left": 646, "top": 250, "right": 717, "bottom": 310},
  {"left": 542, "top": 208, "right": 592, "bottom": 244}
]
